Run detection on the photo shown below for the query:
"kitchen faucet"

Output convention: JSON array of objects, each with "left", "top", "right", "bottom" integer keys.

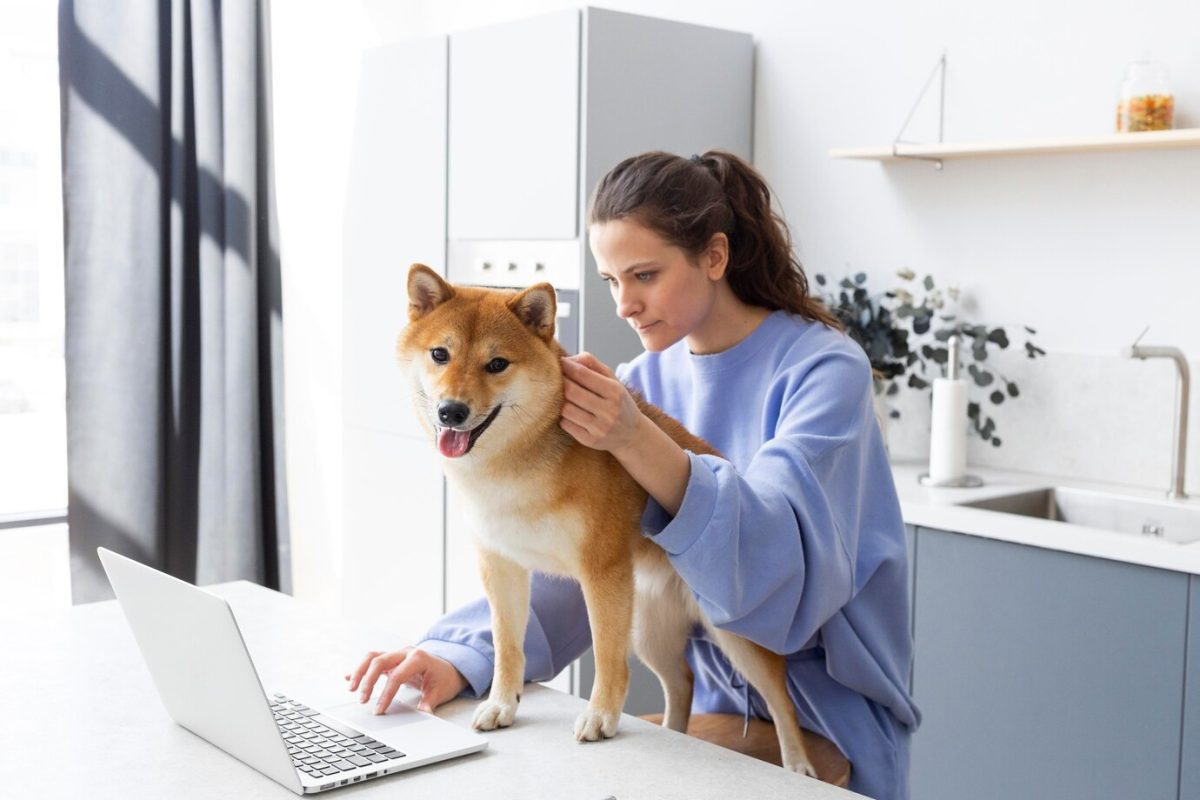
[{"left": 1124, "top": 330, "right": 1190, "bottom": 499}]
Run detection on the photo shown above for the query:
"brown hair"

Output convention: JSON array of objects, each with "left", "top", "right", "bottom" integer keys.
[{"left": 588, "top": 150, "right": 842, "bottom": 330}]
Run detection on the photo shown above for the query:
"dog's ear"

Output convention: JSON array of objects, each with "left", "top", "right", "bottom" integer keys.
[
  {"left": 507, "top": 283, "right": 557, "bottom": 342},
  {"left": 407, "top": 264, "right": 454, "bottom": 321}
]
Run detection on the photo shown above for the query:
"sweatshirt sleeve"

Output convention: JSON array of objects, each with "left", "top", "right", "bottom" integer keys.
[
  {"left": 415, "top": 571, "right": 593, "bottom": 698},
  {"left": 641, "top": 348, "right": 876, "bottom": 655}
]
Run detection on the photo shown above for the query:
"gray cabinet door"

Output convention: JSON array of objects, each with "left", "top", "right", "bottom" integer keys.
[
  {"left": 911, "top": 528, "right": 1188, "bottom": 800},
  {"left": 1183, "top": 574, "right": 1200, "bottom": 800},
  {"left": 905, "top": 524, "right": 916, "bottom": 696}
]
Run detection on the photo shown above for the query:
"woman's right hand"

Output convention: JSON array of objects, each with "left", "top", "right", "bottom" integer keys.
[{"left": 344, "top": 646, "right": 469, "bottom": 715}]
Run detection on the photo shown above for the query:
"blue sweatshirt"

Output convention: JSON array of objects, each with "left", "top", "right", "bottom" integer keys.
[{"left": 417, "top": 310, "right": 921, "bottom": 800}]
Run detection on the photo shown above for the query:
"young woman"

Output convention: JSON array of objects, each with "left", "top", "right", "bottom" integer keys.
[{"left": 347, "top": 151, "right": 920, "bottom": 799}]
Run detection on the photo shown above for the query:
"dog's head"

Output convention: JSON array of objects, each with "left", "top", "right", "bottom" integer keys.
[{"left": 397, "top": 263, "right": 564, "bottom": 461}]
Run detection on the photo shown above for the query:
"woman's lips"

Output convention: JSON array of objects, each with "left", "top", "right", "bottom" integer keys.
[{"left": 634, "top": 321, "right": 659, "bottom": 333}]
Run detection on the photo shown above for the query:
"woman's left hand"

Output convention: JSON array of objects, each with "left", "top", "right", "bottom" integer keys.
[{"left": 560, "top": 352, "right": 645, "bottom": 454}]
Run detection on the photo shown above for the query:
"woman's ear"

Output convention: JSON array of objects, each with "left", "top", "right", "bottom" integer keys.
[{"left": 704, "top": 232, "right": 730, "bottom": 281}]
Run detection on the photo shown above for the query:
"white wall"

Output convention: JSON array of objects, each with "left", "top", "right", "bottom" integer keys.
[{"left": 274, "top": 0, "right": 1200, "bottom": 605}]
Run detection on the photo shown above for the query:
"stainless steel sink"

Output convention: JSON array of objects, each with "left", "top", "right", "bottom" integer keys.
[{"left": 957, "top": 486, "right": 1200, "bottom": 545}]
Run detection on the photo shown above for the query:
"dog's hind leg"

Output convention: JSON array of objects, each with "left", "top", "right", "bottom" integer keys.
[
  {"left": 471, "top": 547, "right": 530, "bottom": 732},
  {"left": 706, "top": 627, "right": 817, "bottom": 778},
  {"left": 574, "top": 556, "right": 634, "bottom": 742},
  {"left": 632, "top": 571, "right": 694, "bottom": 733}
]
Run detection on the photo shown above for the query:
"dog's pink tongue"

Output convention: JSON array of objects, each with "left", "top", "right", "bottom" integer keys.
[{"left": 437, "top": 428, "right": 471, "bottom": 458}]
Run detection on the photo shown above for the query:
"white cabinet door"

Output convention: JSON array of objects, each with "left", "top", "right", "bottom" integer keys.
[
  {"left": 344, "top": 38, "right": 447, "bottom": 439},
  {"left": 448, "top": 9, "right": 580, "bottom": 241},
  {"left": 342, "top": 427, "right": 445, "bottom": 642}
]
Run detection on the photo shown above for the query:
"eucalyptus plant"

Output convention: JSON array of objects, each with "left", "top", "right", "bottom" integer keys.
[{"left": 814, "top": 268, "right": 1046, "bottom": 446}]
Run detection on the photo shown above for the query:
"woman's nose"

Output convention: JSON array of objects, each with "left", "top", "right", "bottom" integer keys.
[{"left": 615, "top": 285, "right": 640, "bottom": 319}]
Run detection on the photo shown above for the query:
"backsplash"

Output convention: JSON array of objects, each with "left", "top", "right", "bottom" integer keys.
[{"left": 884, "top": 350, "right": 1199, "bottom": 497}]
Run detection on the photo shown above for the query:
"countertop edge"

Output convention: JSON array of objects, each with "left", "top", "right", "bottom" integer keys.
[{"left": 890, "top": 459, "right": 1200, "bottom": 576}]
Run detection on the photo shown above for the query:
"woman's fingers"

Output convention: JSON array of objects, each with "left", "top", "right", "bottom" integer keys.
[
  {"left": 372, "top": 649, "right": 469, "bottom": 715},
  {"left": 568, "top": 351, "right": 616, "bottom": 379},
  {"left": 561, "top": 356, "right": 617, "bottom": 396},
  {"left": 561, "top": 399, "right": 600, "bottom": 437},
  {"left": 562, "top": 374, "right": 606, "bottom": 416},
  {"left": 356, "top": 649, "right": 407, "bottom": 703},
  {"left": 345, "top": 650, "right": 384, "bottom": 693},
  {"left": 374, "top": 652, "right": 426, "bottom": 714}
]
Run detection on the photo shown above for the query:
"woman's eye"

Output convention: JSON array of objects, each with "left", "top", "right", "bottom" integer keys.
[
  {"left": 635, "top": 271, "right": 653, "bottom": 282},
  {"left": 430, "top": 347, "right": 449, "bottom": 364},
  {"left": 485, "top": 357, "right": 509, "bottom": 374}
]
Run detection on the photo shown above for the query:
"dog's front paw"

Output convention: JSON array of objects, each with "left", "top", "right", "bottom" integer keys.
[
  {"left": 471, "top": 697, "right": 518, "bottom": 731},
  {"left": 782, "top": 754, "right": 819, "bottom": 779},
  {"left": 573, "top": 707, "right": 619, "bottom": 742}
]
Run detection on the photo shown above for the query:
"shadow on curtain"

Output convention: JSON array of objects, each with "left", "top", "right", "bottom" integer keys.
[{"left": 58, "top": 0, "right": 290, "bottom": 602}]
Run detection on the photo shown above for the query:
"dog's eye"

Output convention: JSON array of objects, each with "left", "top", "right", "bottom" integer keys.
[
  {"left": 485, "top": 357, "right": 509, "bottom": 374},
  {"left": 430, "top": 347, "right": 449, "bottom": 364}
]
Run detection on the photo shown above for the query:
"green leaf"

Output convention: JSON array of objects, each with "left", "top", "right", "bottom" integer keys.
[
  {"left": 923, "top": 275, "right": 934, "bottom": 291},
  {"left": 987, "top": 328, "right": 1009, "bottom": 348},
  {"left": 908, "top": 374, "right": 929, "bottom": 390},
  {"left": 967, "top": 402, "right": 980, "bottom": 419},
  {"left": 992, "top": 436, "right": 1002, "bottom": 447},
  {"left": 990, "top": 390, "right": 1005, "bottom": 404},
  {"left": 1007, "top": 382, "right": 1020, "bottom": 398},
  {"left": 968, "top": 365, "right": 994, "bottom": 386},
  {"left": 855, "top": 272, "right": 867, "bottom": 284}
]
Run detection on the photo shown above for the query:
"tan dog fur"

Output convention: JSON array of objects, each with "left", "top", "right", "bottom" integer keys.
[{"left": 398, "top": 263, "right": 815, "bottom": 776}]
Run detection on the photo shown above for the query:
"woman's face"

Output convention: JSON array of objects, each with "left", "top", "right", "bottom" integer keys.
[{"left": 588, "top": 217, "right": 726, "bottom": 352}]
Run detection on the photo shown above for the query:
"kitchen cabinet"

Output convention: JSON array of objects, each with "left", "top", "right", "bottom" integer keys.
[
  {"left": 342, "top": 37, "right": 449, "bottom": 628},
  {"left": 909, "top": 526, "right": 1189, "bottom": 800},
  {"left": 1182, "top": 575, "right": 1200, "bottom": 800},
  {"left": 343, "top": 8, "right": 753, "bottom": 693},
  {"left": 448, "top": 10, "right": 580, "bottom": 241},
  {"left": 342, "top": 426, "right": 445, "bottom": 636},
  {"left": 343, "top": 37, "right": 447, "bottom": 441}
]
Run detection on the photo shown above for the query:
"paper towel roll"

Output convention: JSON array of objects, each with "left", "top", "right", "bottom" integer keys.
[{"left": 929, "top": 377, "right": 968, "bottom": 483}]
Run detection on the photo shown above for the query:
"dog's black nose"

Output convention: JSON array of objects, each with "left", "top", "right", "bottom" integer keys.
[{"left": 437, "top": 400, "right": 471, "bottom": 427}]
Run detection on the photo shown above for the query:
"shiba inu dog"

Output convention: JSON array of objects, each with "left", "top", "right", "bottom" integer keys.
[{"left": 397, "top": 263, "right": 816, "bottom": 776}]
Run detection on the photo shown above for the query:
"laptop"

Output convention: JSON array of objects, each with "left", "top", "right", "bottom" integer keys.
[{"left": 97, "top": 547, "right": 488, "bottom": 794}]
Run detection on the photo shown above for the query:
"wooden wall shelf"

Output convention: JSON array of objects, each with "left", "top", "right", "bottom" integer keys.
[{"left": 830, "top": 128, "right": 1200, "bottom": 161}]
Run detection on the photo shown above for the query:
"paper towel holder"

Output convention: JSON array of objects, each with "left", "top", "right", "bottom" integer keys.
[{"left": 918, "top": 334, "right": 984, "bottom": 488}]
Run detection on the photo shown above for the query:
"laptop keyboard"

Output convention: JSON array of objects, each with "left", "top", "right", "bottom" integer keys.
[{"left": 270, "top": 693, "right": 406, "bottom": 779}]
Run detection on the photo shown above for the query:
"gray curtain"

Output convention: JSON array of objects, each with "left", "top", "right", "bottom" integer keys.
[{"left": 59, "top": 0, "right": 290, "bottom": 602}]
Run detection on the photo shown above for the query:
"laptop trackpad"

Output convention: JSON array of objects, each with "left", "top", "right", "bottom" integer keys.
[{"left": 322, "top": 699, "right": 427, "bottom": 732}]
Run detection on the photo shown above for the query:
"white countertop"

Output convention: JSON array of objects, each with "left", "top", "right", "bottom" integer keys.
[
  {"left": 0, "top": 580, "right": 865, "bottom": 800},
  {"left": 890, "top": 457, "right": 1200, "bottom": 575}
]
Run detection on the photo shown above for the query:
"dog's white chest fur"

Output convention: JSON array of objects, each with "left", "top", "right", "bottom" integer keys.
[{"left": 450, "top": 472, "right": 585, "bottom": 577}]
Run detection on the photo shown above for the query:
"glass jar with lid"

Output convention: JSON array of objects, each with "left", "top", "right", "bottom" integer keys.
[{"left": 1116, "top": 61, "right": 1174, "bottom": 132}]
